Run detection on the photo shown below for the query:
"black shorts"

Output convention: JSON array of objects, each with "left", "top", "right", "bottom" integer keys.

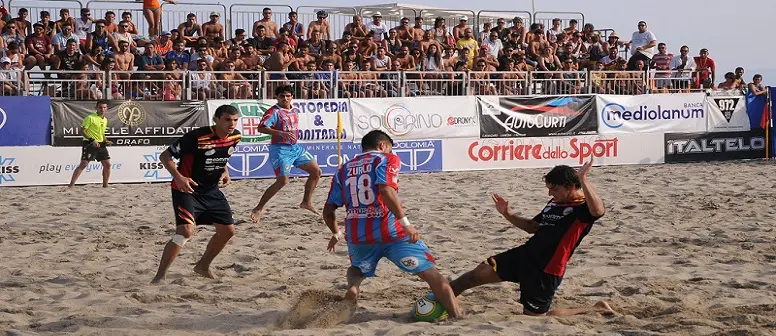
[
  {"left": 81, "top": 140, "right": 110, "bottom": 161},
  {"left": 171, "top": 188, "right": 234, "bottom": 226},
  {"left": 486, "top": 246, "right": 563, "bottom": 314}
]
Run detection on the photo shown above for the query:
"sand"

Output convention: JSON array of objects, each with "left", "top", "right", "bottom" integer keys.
[{"left": 1, "top": 160, "right": 776, "bottom": 336}]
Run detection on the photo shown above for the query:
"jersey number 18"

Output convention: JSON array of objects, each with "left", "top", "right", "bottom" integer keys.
[{"left": 345, "top": 174, "right": 375, "bottom": 207}]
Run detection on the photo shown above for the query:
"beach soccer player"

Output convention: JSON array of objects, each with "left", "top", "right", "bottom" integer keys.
[
  {"left": 322, "top": 130, "right": 462, "bottom": 318},
  {"left": 448, "top": 159, "right": 616, "bottom": 316},
  {"left": 68, "top": 100, "right": 112, "bottom": 188},
  {"left": 151, "top": 105, "right": 241, "bottom": 284},
  {"left": 250, "top": 84, "right": 323, "bottom": 224}
]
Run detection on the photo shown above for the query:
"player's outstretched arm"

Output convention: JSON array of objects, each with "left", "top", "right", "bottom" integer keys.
[
  {"left": 492, "top": 194, "right": 540, "bottom": 234},
  {"left": 577, "top": 158, "right": 605, "bottom": 217}
]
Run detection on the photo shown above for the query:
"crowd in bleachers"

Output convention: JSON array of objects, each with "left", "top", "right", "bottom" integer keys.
[{"left": 0, "top": 6, "right": 765, "bottom": 100}]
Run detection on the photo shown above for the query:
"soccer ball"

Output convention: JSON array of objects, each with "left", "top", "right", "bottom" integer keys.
[{"left": 411, "top": 293, "right": 448, "bottom": 322}]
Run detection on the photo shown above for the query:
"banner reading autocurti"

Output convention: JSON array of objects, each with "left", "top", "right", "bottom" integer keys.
[
  {"left": 51, "top": 100, "right": 207, "bottom": 146},
  {"left": 477, "top": 95, "right": 597, "bottom": 138},
  {"left": 664, "top": 129, "right": 766, "bottom": 163}
]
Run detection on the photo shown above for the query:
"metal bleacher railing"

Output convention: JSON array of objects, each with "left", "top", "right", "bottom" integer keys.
[{"left": 12, "top": 69, "right": 714, "bottom": 101}]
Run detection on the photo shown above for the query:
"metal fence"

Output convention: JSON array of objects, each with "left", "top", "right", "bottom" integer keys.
[{"left": 15, "top": 69, "right": 725, "bottom": 99}]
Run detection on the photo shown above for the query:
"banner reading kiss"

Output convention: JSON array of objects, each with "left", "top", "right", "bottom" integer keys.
[
  {"left": 51, "top": 100, "right": 207, "bottom": 146},
  {"left": 477, "top": 95, "right": 598, "bottom": 138}
]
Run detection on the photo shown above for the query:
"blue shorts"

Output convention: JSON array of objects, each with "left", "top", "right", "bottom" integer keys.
[
  {"left": 269, "top": 144, "right": 314, "bottom": 177},
  {"left": 347, "top": 238, "right": 436, "bottom": 277}
]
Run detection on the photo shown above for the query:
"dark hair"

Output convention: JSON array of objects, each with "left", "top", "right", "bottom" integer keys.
[
  {"left": 105, "top": 11, "right": 115, "bottom": 16},
  {"left": 361, "top": 130, "right": 394, "bottom": 151},
  {"left": 96, "top": 100, "right": 109, "bottom": 107},
  {"left": 235, "top": 28, "right": 245, "bottom": 35},
  {"left": 754, "top": 74, "right": 763, "bottom": 80},
  {"left": 543, "top": 165, "right": 581, "bottom": 189},
  {"left": 214, "top": 104, "right": 239, "bottom": 118},
  {"left": 275, "top": 84, "right": 293, "bottom": 96}
]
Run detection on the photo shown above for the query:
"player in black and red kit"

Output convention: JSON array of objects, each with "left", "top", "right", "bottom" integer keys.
[
  {"left": 449, "top": 158, "right": 616, "bottom": 316},
  {"left": 151, "top": 105, "right": 241, "bottom": 284}
]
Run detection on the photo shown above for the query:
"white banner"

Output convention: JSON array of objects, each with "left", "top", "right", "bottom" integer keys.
[
  {"left": 596, "top": 93, "right": 707, "bottom": 134},
  {"left": 442, "top": 133, "right": 665, "bottom": 171},
  {"left": 350, "top": 96, "right": 478, "bottom": 140},
  {"left": 0, "top": 146, "right": 176, "bottom": 187},
  {"left": 705, "top": 95, "right": 751, "bottom": 132},
  {"left": 206, "top": 99, "right": 352, "bottom": 144}
]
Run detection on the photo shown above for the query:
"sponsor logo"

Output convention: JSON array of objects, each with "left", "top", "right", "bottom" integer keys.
[
  {"left": 205, "top": 149, "right": 216, "bottom": 156},
  {"left": 400, "top": 256, "right": 419, "bottom": 270},
  {"left": 358, "top": 261, "right": 373, "bottom": 273},
  {"left": 141, "top": 151, "right": 171, "bottom": 180},
  {"left": 355, "top": 104, "right": 444, "bottom": 136},
  {"left": 468, "top": 138, "right": 618, "bottom": 164},
  {"left": 563, "top": 207, "right": 573, "bottom": 216},
  {"left": 666, "top": 136, "right": 765, "bottom": 154},
  {"left": 600, "top": 102, "right": 704, "bottom": 128},
  {"left": 117, "top": 101, "right": 147, "bottom": 127},
  {"left": 227, "top": 144, "right": 270, "bottom": 177},
  {"left": 447, "top": 116, "right": 476, "bottom": 126},
  {"left": 0, "top": 107, "right": 7, "bottom": 130},
  {"left": 393, "top": 141, "right": 436, "bottom": 171},
  {"left": 503, "top": 115, "right": 567, "bottom": 130},
  {"left": 712, "top": 97, "right": 739, "bottom": 123},
  {"left": 229, "top": 102, "right": 273, "bottom": 143},
  {"left": 0, "top": 156, "right": 19, "bottom": 184}
]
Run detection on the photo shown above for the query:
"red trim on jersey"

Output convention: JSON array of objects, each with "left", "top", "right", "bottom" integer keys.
[
  {"left": 341, "top": 168, "right": 357, "bottom": 243},
  {"left": 170, "top": 153, "right": 194, "bottom": 190},
  {"left": 544, "top": 219, "right": 589, "bottom": 276}
]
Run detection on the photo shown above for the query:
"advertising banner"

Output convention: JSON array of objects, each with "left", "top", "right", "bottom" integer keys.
[
  {"left": 0, "top": 96, "right": 52, "bottom": 146},
  {"left": 51, "top": 100, "right": 206, "bottom": 146},
  {"left": 477, "top": 95, "right": 597, "bottom": 138},
  {"left": 206, "top": 99, "right": 352, "bottom": 143},
  {"left": 596, "top": 93, "right": 707, "bottom": 134},
  {"left": 664, "top": 129, "right": 766, "bottom": 163},
  {"left": 706, "top": 95, "right": 750, "bottom": 132},
  {"left": 350, "top": 96, "right": 478, "bottom": 140},
  {"left": 227, "top": 140, "right": 443, "bottom": 179},
  {"left": 442, "top": 133, "right": 664, "bottom": 171}
]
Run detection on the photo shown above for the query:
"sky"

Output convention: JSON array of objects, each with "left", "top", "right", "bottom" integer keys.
[{"left": 18, "top": 0, "right": 775, "bottom": 84}]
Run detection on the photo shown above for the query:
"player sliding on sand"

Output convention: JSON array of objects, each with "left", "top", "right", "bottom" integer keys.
[
  {"left": 251, "top": 85, "right": 323, "bottom": 224},
  {"left": 449, "top": 158, "right": 616, "bottom": 316},
  {"left": 322, "top": 130, "right": 462, "bottom": 318}
]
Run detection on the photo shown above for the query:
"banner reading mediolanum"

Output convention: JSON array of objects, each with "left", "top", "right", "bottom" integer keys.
[
  {"left": 477, "top": 95, "right": 598, "bottom": 138},
  {"left": 206, "top": 99, "right": 352, "bottom": 143},
  {"left": 51, "top": 100, "right": 206, "bottom": 146}
]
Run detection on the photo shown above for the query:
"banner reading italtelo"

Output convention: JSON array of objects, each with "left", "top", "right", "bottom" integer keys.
[
  {"left": 51, "top": 100, "right": 206, "bottom": 146},
  {"left": 664, "top": 129, "right": 766, "bottom": 163},
  {"left": 206, "top": 99, "right": 352, "bottom": 143},
  {"left": 477, "top": 95, "right": 597, "bottom": 138},
  {"left": 596, "top": 93, "right": 707, "bottom": 134},
  {"left": 350, "top": 96, "right": 478, "bottom": 140},
  {"left": 705, "top": 94, "right": 751, "bottom": 132}
]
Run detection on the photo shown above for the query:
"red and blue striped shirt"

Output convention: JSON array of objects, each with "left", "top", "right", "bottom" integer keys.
[
  {"left": 326, "top": 151, "right": 407, "bottom": 244},
  {"left": 258, "top": 104, "right": 299, "bottom": 145}
]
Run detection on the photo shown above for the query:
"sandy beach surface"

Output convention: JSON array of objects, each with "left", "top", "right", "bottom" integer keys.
[{"left": 1, "top": 160, "right": 775, "bottom": 336}]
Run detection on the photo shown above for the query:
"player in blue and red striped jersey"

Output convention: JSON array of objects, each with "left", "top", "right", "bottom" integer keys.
[
  {"left": 447, "top": 159, "right": 616, "bottom": 317},
  {"left": 250, "top": 84, "right": 323, "bottom": 224},
  {"left": 323, "top": 130, "right": 462, "bottom": 318}
]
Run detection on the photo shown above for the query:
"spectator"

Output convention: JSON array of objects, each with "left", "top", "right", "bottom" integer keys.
[
  {"left": 0, "top": 57, "right": 20, "bottom": 95},
  {"left": 112, "top": 21, "right": 137, "bottom": 53},
  {"left": 82, "top": 44, "right": 105, "bottom": 71},
  {"left": 3, "top": 22, "right": 26, "bottom": 54},
  {"left": 433, "top": 17, "right": 449, "bottom": 48},
  {"left": 482, "top": 29, "right": 504, "bottom": 58},
  {"left": 370, "top": 46, "right": 391, "bottom": 71},
  {"left": 423, "top": 44, "right": 443, "bottom": 72},
  {"left": 318, "top": 43, "right": 342, "bottom": 70},
  {"left": 470, "top": 59, "right": 495, "bottom": 95},
  {"left": 527, "top": 28, "right": 550, "bottom": 62},
  {"left": 409, "top": 48, "right": 423, "bottom": 71},
  {"left": 650, "top": 42, "right": 673, "bottom": 92},
  {"left": 717, "top": 72, "right": 737, "bottom": 91},
  {"left": 339, "top": 61, "right": 361, "bottom": 98},
  {"left": 143, "top": 0, "right": 177, "bottom": 38},
  {"left": 210, "top": 37, "right": 228, "bottom": 59},
  {"left": 177, "top": 13, "right": 201, "bottom": 46},
  {"left": 479, "top": 22, "right": 492, "bottom": 44},
  {"left": 55, "top": 9, "right": 77, "bottom": 34},
  {"left": 202, "top": 12, "right": 224, "bottom": 43},
  {"left": 600, "top": 46, "right": 619, "bottom": 70},
  {"left": 385, "top": 29, "right": 403, "bottom": 57},
  {"left": 307, "top": 30, "right": 328, "bottom": 57},
  {"left": 120, "top": 11, "right": 140, "bottom": 36},
  {"left": 411, "top": 17, "right": 425, "bottom": 42},
  {"left": 557, "top": 43, "right": 577, "bottom": 63},
  {"left": 625, "top": 21, "right": 656, "bottom": 71},
  {"left": 419, "top": 30, "right": 440, "bottom": 55},
  {"left": 51, "top": 39, "right": 81, "bottom": 73},
  {"left": 606, "top": 32, "right": 624, "bottom": 49},
  {"left": 52, "top": 23, "right": 76, "bottom": 52},
  {"left": 586, "top": 33, "right": 607, "bottom": 62},
  {"left": 564, "top": 19, "right": 579, "bottom": 35},
  {"left": 24, "top": 23, "right": 53, "bottom": 70},
  {"left": 103, "top": 11, "right": 117, "bottom": 34},
  {"left": 590, "top": 61, "right": 608, "bottom": 93},
  {"left": 456, "top": 47, "right": 474, "bottom": 69},
  {"left": 241, "top": 44, "right": 262, "bottom": 71},
  {"left": 694, "top": 48, "right": 716, "bottom": 89},
  {"left": 165, "top": 40, "right": 190, "bottom": 69},
  {"left": 748, "top": 74, "right": 766, "bottom": 96},
  {"left": 344, "top": 16, "right": 367, "bottom": 41},
  {"left": 3, "top": 42, "right": 24, "bottom": 70},
  {"left": 86, "top": 20, "right": 114, "bottom": 56},
  {"left": 74, "top": 8, "right": 93, "bottom": 47},
  {"left": 188, "top": 45, "right": 214, "bottom": 70},
  {"left": 734, "top": 67, "right": 746, "bottom": 91},
  {"left": 358, "top": 32, "right": 378, "bottom": 57},
  {"left": 228, "top": 29, "right": 247, "bottom": 48},
  {"left": 335, "top": 31, "right": 353, "bottom": 50},
  {"left": 190, "top": 58, "right": 218, "bottom": 99},
  {"left": 546, "top": 18, "right": 562, "bottom": 44},
  {"left": 38, "top": 11, "right": 57, "bottom": 37},
  {"left": 455, "top": 28, "right": 478, "bottom": 55},
  {"left": 272, "top": 28, "right": 297, "bottom": 53},
  {"left": 11, "top": 8, "right": 32, "bottom": 36},
  {"left": 137, "top": 41, "right": 165, "bottom": 73},
  {"left": 537, "top": 46, "right": 561, "bottom": 72},
  {"left": 248, "top": 25, "right": 275, "bottom": 62},
  {"left": 253, "top": 7, "right": 278, "bottom": 39},
  {"left": 263, "top": 42, "right": 294, "bottom": 76},
  {"left": 669, "top": 45, "right": 695, "bottom": 92},
  {"left": 156, "top": 31, "right": 173, "bottom": 55},
  {"left": 453, "top": 16, "right": 468, "bottom": 41},
  {"left": 291, "top": 43, "right": 314, "bottom": 71},
  {"left": 366, "top": 12, "right": 388, "bottom": 45},
  {"left": 220, "top": 59, "right": 252, "bottom": 98},
  {"left": 395, "top": 18, "right": 413, "bottom": 45},
  {"left": 393, "top": 46, "right": 414, "bottom": 70},
  {"left": 284, "top": 12, "right": 304, "bottom": 41},
  {"left": 307, "top": 10, "right": 331, "bottom": 41},
  {"left": 507, "top": 17, "right": 526, "bottom": 46}
]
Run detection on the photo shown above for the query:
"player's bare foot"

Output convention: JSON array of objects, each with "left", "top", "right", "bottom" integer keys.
[
  {"left": 594, "top": 301, "right": 615, "bottom": 315},
  {"left": 250, "top": 207, "right": 263, "bottom": 223},
  {"left": 193, "top": 265, "right": 216, "bottom": 279},
  {"left": 150, "top": 276, "right": 165, "bottom": 284},
  {"left": 300, "top": 202, "right": 321, "bottom": 216}
]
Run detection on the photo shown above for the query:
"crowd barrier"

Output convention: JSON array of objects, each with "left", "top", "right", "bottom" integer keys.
[{"left": 0, "top": 90, "right": 772, "bottom": 187}]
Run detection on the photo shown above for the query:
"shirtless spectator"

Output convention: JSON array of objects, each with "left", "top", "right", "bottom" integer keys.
[
  {"left": 55, "top": 9, "right": 77, "bottom": 34},
  {"left": 253, "top": 8, "right": 278, "bottom": 39},
  {"left": 564, "top": 19, "right": 579, "bottom": 35},
  {"left": 734, "top": 67, "right": 746, "bottom": 91},
  {"left": 307, "top": 11, "right": 331, "bottom": 41},
  {"left": 694, "top": 48, "right": 716, "bottom": 89},
  {"left": 335, "top": 31, "right": 353, "bottom": 50},
  {"left": 210, "top": 37, "right": 229, "bottom": 60},
  {"left": 527, "top": 29, "right": 550, "bottom": 63},
  {"left": 264, "top": 42, "right": 295, "bottom": 79},
  {"left": 318, "top": 44, "right": 342, "bottom": 70},
  {"left": 419, "top": 30, "right": 441, "bottom": 55},
  {"left": 241, "top": 44, "right": 262, "bottom": 71},
  {"left": 366, "top": 12, "right": 389, "bottom": 46},
  {"left": 358, "top": 61, "right": 383, "bottom": 97},
  {"left": 717, "top": 72, "right": 738, "bottom": 91},
  {"left": 103, "top": 11, "right": 117, "bottom": 34},
  {"left": 669, "top": 45, "right": 695, "bottom": 92},
  {"left": 475, "top": 45, "right": 499, "bottom": 70},
  {"left": 291, "top": 44, "right": 316, "bottom": 71},
  {"left": 453, "top": 16, "right": 468, "bottom": 41},
  {"left": 120, "top": 12, "right": 139, "bottom": 36},
  {"left": 469, "top": 60, "right": 496, "bottom": 95},
  {"left": 113, "top": 40, "right": 135, "bottom": 80},
  {"left": 507, "top": 17, "right": 526, "bottom": 47},
  {"left": 481, "top": 29, "right": 503, "bottom": 58},
  {"left": 344, "top": 16, "right": 368, "bottom": 41},
  {"left": 284, "top": 12, "right": 304, "bottom": 41},
  {"left": 52, "top": 22, "right": 77, "bottom": 53},
  {"left": 370, "top": 46, "right": 391, "bottom": 71},
  {"left": 499, "top": 58, "right": 526, "bottom": 95},
  {"left": 24, "top": 23, "right": 53, "bottom": 70},
  {"left": 358, "top": 32, "right": 378, "bottom": 57},
  {"left": 339, "top": 61, "right": 361, "bottom": 98},
  {"left": 177, "top": 13, "right": 201, "bottom": 46},
  {"left": 394, "top": 46, "right": 415, "bottom": 70},
  {"left": 202, "top": 12, "right": 224, "bottom": 44},
  {"left": 395, "top": 18, "right": 413, "bottom": 46},
  {"left": 220, "top": 60, "right": 252, "bottom": 98},
  {"left": 215, "top": 48, "right": 246, "bottom": 71},
  {"left": 411, "top": 17, "right": 425, "bottom": 42},
  {"left": 165, "top": 40, "right": 191, "bottom": 70},
  {"left": 11, "top": 8, "right": 32, "bottom": 36}
]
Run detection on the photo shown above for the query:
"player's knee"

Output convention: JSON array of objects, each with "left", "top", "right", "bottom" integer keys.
[
  {"left": 310, "top": 167, "right": 322, "bottom": 179},
  {"left": 275, "top": 176, "right": 290, "bottom": 186},
  {"left": 217, "top": 224, "right": 235, "bottom": 238}
]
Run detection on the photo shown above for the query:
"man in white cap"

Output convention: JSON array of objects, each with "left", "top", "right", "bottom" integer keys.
[
  {"left": 0, "top": 57, "right": 20, "bottom": 95},
  {"left": 201, "top": 11, "right": 224, "bottom": 43},
  {"left": 366, "top": 12, "right": 388, "bottom": 46},
  {"left": 453, "top": 15, "right": 468, "bottom": 41}
]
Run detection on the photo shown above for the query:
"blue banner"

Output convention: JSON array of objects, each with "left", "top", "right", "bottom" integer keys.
[
  {"left": 0, "top": 96, "right": 51, "bottom": 146},
  {"left": 226, "top": 140, "right": 443, "bottom": 179}
]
